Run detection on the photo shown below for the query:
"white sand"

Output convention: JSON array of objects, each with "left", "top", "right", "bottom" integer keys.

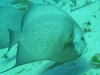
[{"left": 0, "top": 0, "right": 100, "bottom": 75}]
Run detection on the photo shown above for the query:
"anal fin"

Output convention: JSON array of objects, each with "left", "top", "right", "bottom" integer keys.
[{"left": 40, "top": 62, "right": 63, "bottom": 75}]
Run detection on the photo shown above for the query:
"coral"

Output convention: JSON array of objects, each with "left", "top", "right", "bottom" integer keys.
[
  {"left": 82, "top": 21, "right": 92, "bottom": 33},
  {"left": 83, "top": 28, "right": 91, "bottom": 33},
  {"left": 93, "top": 15, "right": 96, "bottom": 18},
  {"left": 91, "top": 55, "right": 100, "bottom": 63},
  {"left": 71, "top": 0, "right": 77, "bottom": 6},
  {"left": 11, "top": 0, "right": 34, "bottom": 12},
  {"left": 1, "top": 53, "right": 8, "bottom": 59},
  {"left": 11, "top": 0, "right": 32, "bottom": 4},
  {"left": 86, "top": 21, "right": 91, "bottom": 26},
  {"left": 70, "top": 0, "right": 96, "bottom": 11},
  {"left": 53, "top": 0, "right": 61, "bottom": 4},
  {"left": 18, "top": 5, "right": 30, "bottom": 12},
  {"left": 42, "top": 0, "right": 47, "bottom": 2},
  {"left": 89, "top": 53, "right": 100, "bottom": 68},
  {"left": 15, "top": 68, "right": 25, "bottom": 74},
  {"left": 60, "top": 2, "right": 67, "bottom": 7},
  {"left": 82, "top": 73, "right": 87, "bottom": 75},
  {"left": 96, "top": 73, "right": 99, "bottom": 75}
]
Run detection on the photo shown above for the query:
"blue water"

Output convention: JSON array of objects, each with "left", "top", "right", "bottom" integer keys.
[{"left": 0, "top": 0, "right": 100, "bottom": 75}]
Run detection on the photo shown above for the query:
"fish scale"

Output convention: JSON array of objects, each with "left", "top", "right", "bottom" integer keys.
[
  {"left": 0, "top": 4, "right": 87, "bottom": 74},
  {"left": 21, "top": 14, "right": 74, "bottom": 62}
]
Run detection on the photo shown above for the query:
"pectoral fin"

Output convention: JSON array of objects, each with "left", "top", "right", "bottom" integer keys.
[{"left": 64, "top": 35, "right": 74, "bottom": 48}]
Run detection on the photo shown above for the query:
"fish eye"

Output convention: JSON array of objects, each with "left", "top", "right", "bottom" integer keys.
[{"left": 81, "top": 37, "right": 84, "bottom": 41}]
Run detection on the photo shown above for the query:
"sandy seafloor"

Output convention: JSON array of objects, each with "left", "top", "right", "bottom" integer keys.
[{"left": 0, "top": 0, "right": 100, "bottom": 75}]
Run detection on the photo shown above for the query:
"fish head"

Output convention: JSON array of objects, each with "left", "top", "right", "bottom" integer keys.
[{"left": 73, "top": 30, "right": 88, "bottom": 55}]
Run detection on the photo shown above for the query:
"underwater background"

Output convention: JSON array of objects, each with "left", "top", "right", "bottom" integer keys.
[{"left": 0, "top": 0, "right": 100, "bottom": 75}]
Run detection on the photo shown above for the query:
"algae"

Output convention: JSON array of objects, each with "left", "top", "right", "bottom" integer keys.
[
  {"left": 53, "top": 0, "right": 61, "bottom": 4},
  {"left": 11, "top": 0, "right": 34, "bottom": 12},
  {"left": 89, "top": 53, "right": 100, "bottom": 68}
]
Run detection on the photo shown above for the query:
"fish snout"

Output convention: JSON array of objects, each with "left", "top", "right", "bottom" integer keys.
[{"left": 73, "top": 31, "right": 88, "bottom": 55}]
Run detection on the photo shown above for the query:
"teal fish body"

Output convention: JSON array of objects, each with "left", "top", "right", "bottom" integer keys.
[
  {"left": 0, "top": 4, "right": 87, "bottom": 73},
  {"left": 19, "top": 4, "right": 86, "bottom": 63},
  {"left": 0, "top": 6, "right": 23, "bottom": 49}
]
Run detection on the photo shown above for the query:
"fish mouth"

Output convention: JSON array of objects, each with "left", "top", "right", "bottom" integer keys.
[
  {"left": 73, "top": 42, "right": 80, "bottom": 55},
  {"left": 74, "top": 42, "right": 88, "bottom": 55}
]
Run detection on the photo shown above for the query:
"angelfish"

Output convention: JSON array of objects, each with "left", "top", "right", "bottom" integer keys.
[
  {"left": 0, "top": 4, "right": 87, "bottom": 74},
  {"left": 0, "top": 6, "right": 23, "bottom": 49}
]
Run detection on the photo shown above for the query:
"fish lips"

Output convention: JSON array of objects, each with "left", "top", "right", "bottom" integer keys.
[{"left": 73, "top": 42, "right": 88, "bottom": 55}]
